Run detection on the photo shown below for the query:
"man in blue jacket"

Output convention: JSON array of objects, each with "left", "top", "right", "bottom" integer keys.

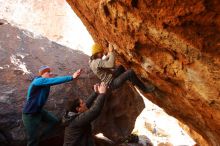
[{"left": 22, "top": 65, "right": 81, "bottom": 146}]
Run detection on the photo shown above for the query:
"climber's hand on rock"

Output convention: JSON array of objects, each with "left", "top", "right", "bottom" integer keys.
[{"left": 108, "top": 43, "right": 114, "bottom": 52}]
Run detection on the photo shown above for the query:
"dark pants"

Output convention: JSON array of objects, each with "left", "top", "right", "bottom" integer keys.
[
  {"left": 110, "top": 65, "right": 154, "bottom": 92},
  {"left": 22, "top": 109, "right": 59, "bottom": 146}
]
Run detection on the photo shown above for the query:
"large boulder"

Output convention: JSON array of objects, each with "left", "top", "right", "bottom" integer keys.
[
  {"left": 0, "top": 21, "right": 144, "bottom": 146},
  {"left": 66, "top": 0, "right": 220, "bottom": 145}
]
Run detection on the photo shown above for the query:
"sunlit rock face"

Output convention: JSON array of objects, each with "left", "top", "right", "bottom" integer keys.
[
  {"left": 67, "top": 0, "right": 220, "bottom": 145},
  {"left": 0, "top": 0, "right": 93, "bottom": 54},
  {"left": 0, "top": 21, "right": 144, "bottom": 146}
]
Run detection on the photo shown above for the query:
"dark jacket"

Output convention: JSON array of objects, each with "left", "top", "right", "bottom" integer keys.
[
  {"left": 63, "top": 92, "right": 107, "bottom": 146},
  {"left": 23, "top": 76, "right": 73, "bottom": 114}
]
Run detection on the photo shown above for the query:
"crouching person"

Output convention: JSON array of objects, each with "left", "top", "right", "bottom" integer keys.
[{"left": 63, "top": 82, "right": 108, "bottom": 146}]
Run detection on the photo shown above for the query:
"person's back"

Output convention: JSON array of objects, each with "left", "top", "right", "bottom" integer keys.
[{"left": 64, "top": 116, "right": 93, "bottom": 146}]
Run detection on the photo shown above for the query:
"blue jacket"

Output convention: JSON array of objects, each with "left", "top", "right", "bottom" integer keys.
[{"left": 23, "top": 76, "right": 73, "bottom": 114}]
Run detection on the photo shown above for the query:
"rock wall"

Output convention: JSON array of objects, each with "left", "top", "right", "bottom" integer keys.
[
  {"left": 0, "top": 21, "right": 144, "bottom": 146},
  {"left": 0, "top": 0, "right": 93, "bottom": 54},
  {"left": 66, "top": 0, "right": 220, "bottom": 145}
]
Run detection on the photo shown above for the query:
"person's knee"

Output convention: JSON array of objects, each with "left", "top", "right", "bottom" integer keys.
[
  {"left": 50, "top": 117, "right": 59, "bottom": 126},
  {"left": 54, "top": 117, "right": 60, "bottom": 124}
]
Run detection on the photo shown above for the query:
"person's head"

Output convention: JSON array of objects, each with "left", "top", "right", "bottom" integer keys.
[
  {"left": 66, "top": 98, "right": 88, "bottom": 113},
  {"left": 38, "top": 65, "right": 53, "bottom": 78},
  {"left": 91, "top": 43, "right": 104, "bottom": 60}
]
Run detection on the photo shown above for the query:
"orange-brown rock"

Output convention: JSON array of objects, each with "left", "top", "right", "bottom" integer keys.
[{"left": 67, "top": 0, "right": 220, "bottom": 145}]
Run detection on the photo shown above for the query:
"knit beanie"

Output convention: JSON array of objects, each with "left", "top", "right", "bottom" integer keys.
[
  {"left": 38, "top": 65, "right": 51, "bottom": 76},
  {"left": 91, "top": 43, "right": 103, "bottom": 56}
]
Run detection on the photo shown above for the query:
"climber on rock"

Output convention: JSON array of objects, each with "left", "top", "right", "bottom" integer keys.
[
  {"left": 62, "top": 82, "right": 109, "bottom": 146},
  {"left": 22, "top": 65, "right": 81, "bottom": 146},
  {"left": 89, "top": 42, "right": 163, "bottom": 98}
]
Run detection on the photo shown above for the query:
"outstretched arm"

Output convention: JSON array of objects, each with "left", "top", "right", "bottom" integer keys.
[
  {"left": 86, "top": 92, "right": 98, "bottom": 108},
  {"left": 74, "top": 93, "right": 107, "bottom": 126},
  {"left": 98, "top": 52, "right": 115, "bottom": 68},
  {"left": 72, "top": 83, "right": 108, "bottom": 126},
  {"left": 33, "top": 69, "right": 81, "bottom": 86},
  {"left": 33, "top": 76, "right": 73, "bottom": 86},
  {"left": 86, "top": 84, "right": 99, "bottom": 108},
  {"left": 98, "top": 44, "right": 116, "bottom": 68}
]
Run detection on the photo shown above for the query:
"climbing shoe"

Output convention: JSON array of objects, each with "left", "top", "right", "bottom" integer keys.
[
  {"left": 142, "top": 83, "right": 155, "bottom": 93},
  {"left": 153, "top": 87, "right": 165, "bottom": 98}
]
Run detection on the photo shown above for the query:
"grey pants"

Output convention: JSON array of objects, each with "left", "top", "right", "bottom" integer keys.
[{"left": 110, "top": 65, "right": 154, "bottom": 92}]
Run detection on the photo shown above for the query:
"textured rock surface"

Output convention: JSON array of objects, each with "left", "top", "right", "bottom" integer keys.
[
  {"left": 67, "top": 0, "right": 220, "bottom": 145},
  {"left": 0, "top": 21, "right": 144, "bottom": 146},
  {"left": 0, "top": 0, "right": 93, "bottom": 54}
]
